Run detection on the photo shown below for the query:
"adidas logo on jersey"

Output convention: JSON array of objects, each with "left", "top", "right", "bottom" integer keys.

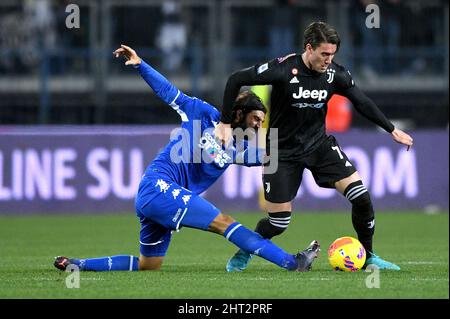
[
  {"left": 293, "top": 87, "right": 328, "bottom": 101},
  {"left": 289, "top": 76, "right": 299, "bottom": 84}
]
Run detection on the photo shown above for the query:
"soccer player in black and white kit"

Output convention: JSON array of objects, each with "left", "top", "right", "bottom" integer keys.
[{"left": 215, "top": 21, "right": 413, "bottom": 272}]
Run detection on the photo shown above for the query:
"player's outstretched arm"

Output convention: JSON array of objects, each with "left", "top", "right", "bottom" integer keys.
[
  {"left": 113, "top": 44, "right": 184, "bottom": 107},
  {"left": 216, "top": 69, "right": 255, "bottom": 146},
  {"left": 391, "top": 127, "right": 414, "bottom": 150},
  {"left": 220, "top": 60, "right": 281, "bottom": 125},
  {"left": 217, "top": 62, "right": 279, "bottom": 146},
  {"left": 113, "top": 44, "right": 141, "bottom": 65},
  {"left": 343, "top": 86, "right": 413, "bottom": 150},
  {"left": 335, "top": 67, "right": 414, "bottom": 150}
]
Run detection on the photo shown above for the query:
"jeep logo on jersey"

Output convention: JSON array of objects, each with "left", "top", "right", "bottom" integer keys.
[{"left": 292, "top": 87, "right": 328, "bottom": 101}]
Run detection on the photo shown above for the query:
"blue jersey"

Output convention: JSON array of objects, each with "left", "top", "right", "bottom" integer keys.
[
  {"left": 134, "top": 61, "right": 263, "bottom": 257},
  {"left": 136, "top": 60, "right": 263, "bottom": 197}
]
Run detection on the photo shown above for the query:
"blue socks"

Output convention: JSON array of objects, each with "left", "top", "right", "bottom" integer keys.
[
  {"left": 224, "top": 222, "right": 298, "bottom": 270},
  {"left": 68, "top": 224, "right": 298, "bottom": 271},
  {"left": 71, "top": 255, "right": 139, "bottom": 271}
]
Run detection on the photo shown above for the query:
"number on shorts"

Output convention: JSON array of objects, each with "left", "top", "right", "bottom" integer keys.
[{"left": 331, "top": 146, "right": 344, "bottom": 160}]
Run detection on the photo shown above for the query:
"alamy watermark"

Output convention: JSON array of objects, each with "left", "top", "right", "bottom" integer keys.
[
  {"left": 365, "top": 4, "right": 380, "bottom": 29},
  {"left": 65, "top": 264, "right": 80, "bottom": 288},
  {"left": 65, "top": 4, "right": 80, "bottom": 29},
  {"left": 364, "top": 264, "right": 380, "bottom": 288}
]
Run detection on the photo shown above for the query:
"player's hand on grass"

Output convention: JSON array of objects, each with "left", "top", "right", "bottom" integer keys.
[
  {"left": 214, "top": 122, "right": 233, "bottom": 147},
  {"left": 392, "top": 128, "right": 413, "bottom": 151},
  {"left": 113, "top": 44, "right": 141, "bottom": 66}
]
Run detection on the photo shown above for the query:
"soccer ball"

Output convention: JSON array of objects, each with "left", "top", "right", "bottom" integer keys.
[{"left": 328, "top": 236, "right": 366, "bottom": 272}]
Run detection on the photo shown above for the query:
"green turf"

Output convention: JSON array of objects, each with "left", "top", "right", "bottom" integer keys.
[{"left": 0, "top": 212, "right": 448, "bottom": 299}]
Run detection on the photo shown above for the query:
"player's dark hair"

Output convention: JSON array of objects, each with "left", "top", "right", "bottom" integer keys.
[
  {"left": 303, "top": 21, "right": 340, "bottom": 52},
  {"left": 232, "top": 91, "right": 267, "bottom": 117}
]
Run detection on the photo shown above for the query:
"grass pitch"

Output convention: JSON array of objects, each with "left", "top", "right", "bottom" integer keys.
[{"left": 0, "top": 212, "right": 448, "bottom": 299}]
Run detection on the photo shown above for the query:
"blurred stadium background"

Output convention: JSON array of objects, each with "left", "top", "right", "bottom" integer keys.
[{"left": 0, "top": 0, "right": 448, "bottom": 214}]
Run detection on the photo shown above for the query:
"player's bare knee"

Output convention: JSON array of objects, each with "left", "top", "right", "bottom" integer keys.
[
  {"left": 266, "top": 201, "right": 292, "bottom": 213},
  {"left": 209, "top": 213, "right": 235, "bottom": 235},
  {"left": 335, "top": 172, "right": 361, "bottom": 194},
  {"left": 139, "top": 264, "right": 161, "bottom": 271},
  {"left": 138, "top": 256, "right": 164, "bottom": 271}
]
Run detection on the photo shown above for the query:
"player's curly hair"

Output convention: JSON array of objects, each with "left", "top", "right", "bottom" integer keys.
[
  {"left": 303, "top": 21, "right": 340, "bottom": 52},
  {"left": 232, "top": 91, "right": 267, "bottom": 118}
]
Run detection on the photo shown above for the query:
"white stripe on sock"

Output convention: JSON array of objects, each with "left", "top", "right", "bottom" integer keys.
[
  {"left": 346, "top": 185, "right": 365, "bottom": 199},
  {"left": 269, "top": 216, "right": 291, "bottom": 220},
  {"left": 269, "top": 221, "right": 290, "bottom": 228},
  {"left": 139, "top": 240, "right": 163, "bottom": 246},
  {"left": 129, "top": 255, "right": 133, "bottom": 271},
  {"left": 225, "top": 224, "right": 242, "bottom": 240},
  {"left": 348, "top": 189, "right": 368, "bottom": 201},
  {"left": 269, "top": 218, "right": 290, "bottom": 224},
  {"left": 346, "top": 185, "right": 365, "bottom": 198}
]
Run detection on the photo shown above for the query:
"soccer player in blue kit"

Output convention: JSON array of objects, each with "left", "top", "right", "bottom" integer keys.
[{"left": 54, "top": 45, "right": 320, "bottom": 272}]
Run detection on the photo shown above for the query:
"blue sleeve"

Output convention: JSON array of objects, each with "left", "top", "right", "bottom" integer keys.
[
  {"left": 135, "top": 60, "right": 211, "bottom": 122},
  {"left": 234, "top": 146, "right": 265, "bottom": 167}
]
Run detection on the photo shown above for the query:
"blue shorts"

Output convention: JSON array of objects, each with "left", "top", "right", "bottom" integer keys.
[{"left": 135, "top": 175, "right": 221, "bottom": 257}]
